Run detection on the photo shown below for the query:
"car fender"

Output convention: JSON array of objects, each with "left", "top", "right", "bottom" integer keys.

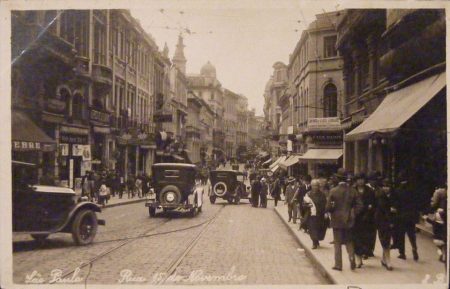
[{"left": 60, "top": 202, "right": 103, "bottom": 232}]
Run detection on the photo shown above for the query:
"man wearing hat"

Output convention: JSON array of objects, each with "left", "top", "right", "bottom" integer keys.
[
  {"left": 326, "top": 168, "right": 363, "bottom": 271},
  {"left": 285, "top": 176, "right": 300, "bottom": 223}
]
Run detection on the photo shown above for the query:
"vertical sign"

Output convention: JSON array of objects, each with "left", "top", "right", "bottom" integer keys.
[
  {"left": 69, "top": 159, "right": 74, "bottom": 189},
  {"left": 287, "top": 140, "right": 293, "bottom": 152}
]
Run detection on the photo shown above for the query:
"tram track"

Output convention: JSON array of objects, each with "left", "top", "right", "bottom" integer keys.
[{"left": 51, "top": 204, "right": 226, "bottom": 284}]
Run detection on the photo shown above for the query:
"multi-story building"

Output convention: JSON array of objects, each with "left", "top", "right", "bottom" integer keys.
[
  {"left": 283, "top": 11, "right": 344, "bottom": 177},
  {"left": 187, "top": 61, "right": 225, "bottom": 160},
  {"left": 186, "top": 91, "right": 203, "bottom": 164},
  {"left": 247, "top": 109, "right": 265, "bottom": 151},
  {"left": 337, "top": 9, "right": 446, "bottom": 208},
  {"left": 11, "top": 9, "right": 159, "bottom": 188},
  {"left": 236, "top": 94, "right": 249, "bottom": 160},
  {"left": 223, "top": 89, "right": 239, "bottom": 158},
  {"left": 263, "top": 62, "right": 288, "bottom": 156}
]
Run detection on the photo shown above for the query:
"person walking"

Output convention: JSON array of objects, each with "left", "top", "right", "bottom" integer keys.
[
  {"left": 270, "top": 174, "right": 282, "bottom": 207},
  {"left": 366, "top": 172, "right": 381, "bottom": 256},
  {"left": 352, "top": 173, "right": 376, "bottom": 267},
  {"left": 326, "top": 169, "right": 363, "bottom": 271},
  {"left": 135, "top": 174, "right": 143, "bottom": 198},
  {"left": 298, "top": 176, "right": 311, "bottom": 231},
  {"left": 303, "top": 179, "right": 328, "bottom": 249},
  {"left": 260, "top": 177, "right": 269, "bottom": 208},
  {"left": 428, "top": 186, "right": 447, "bottom": 264},
  {"left": 127, "top": 174, "right": 135, "bottom": 199},
  {"left": 250, "top": 175, "right": 262, "bottom": 207},
  {"left": 284, "top": 177, "right": 299, "bottom": 223},
  {"left": 375, "top": 178, "right": 397, "bottom": 271},
  {"left": 392, "top": 171, "right": 419, "bottom": 261}
]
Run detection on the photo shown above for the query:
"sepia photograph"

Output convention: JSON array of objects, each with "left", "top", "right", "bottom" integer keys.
[{"left": 0, "top": 0, "right": 448, "bottom": 288}]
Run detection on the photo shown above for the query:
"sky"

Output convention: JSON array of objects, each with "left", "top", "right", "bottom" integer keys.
[{"left": 130, "top": 1, "right": 328, "bottom": 115}]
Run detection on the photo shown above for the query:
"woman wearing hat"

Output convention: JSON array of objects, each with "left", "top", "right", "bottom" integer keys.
[
  {"left": 352, "top": 172, "right": 376, "bottom": 267},
  {"left": 303, "top": 179, "right": 328, "bottom": 249}
]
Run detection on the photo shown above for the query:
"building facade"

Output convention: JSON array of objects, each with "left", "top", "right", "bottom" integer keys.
[
  {"left": 337, "top": 9, "right": 446, "bottom": 210},
  {"left": 223, "top": 89, "right": 239, "bottom": 158},
  {"left": 12, "top": 9, "right": 162, "bottom": 188}
]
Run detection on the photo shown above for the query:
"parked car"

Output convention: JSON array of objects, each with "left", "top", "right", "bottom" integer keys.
[
  {"left": 12, "top": 161, "right": 105, "bottom": 245},
  {"left": 258, "top": 168, "right": 274, "bottom": 178},
  {"left": 209, "top": 170, "right": 249, "bottom": 204},
  {"left": 145, "top": 163, "right": 203, "bottom": 217}
]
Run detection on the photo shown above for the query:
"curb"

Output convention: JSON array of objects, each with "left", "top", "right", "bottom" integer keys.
[
  {"left": 274, "top": 207, "right": 337, "bottom": 285},
  {"left": 103, "top": 198, "right": 147, "bottom": 209}
]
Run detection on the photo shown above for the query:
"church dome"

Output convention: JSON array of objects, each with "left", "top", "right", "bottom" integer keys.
[{"left": 200, "top": 61, "right": 216, "bottom": 78}]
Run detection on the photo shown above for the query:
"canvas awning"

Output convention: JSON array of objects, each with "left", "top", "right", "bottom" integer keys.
[
  {"left": 12, "top": 110, "right": 56, "bottom": 151},
  {"left": 346, "top": 72, "right": 446, "bottom": 141},
  {"left": 299, "top": 149, "right": 343, "bottom": 164},
  {"left": 269, "top": 156, "right": 286, "bottom": 169},
  {"left": 279, "top": 155, "right": 301, "bottom": 169}
]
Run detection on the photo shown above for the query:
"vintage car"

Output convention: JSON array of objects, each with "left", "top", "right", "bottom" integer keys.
[
  {"left": 145, "top": 163, "right": 203, "bottom": 217},
  {"left": 12, "top": 161, "right": 105, "bottom": 245},
  {"left": 258, "top": 169, "right": 274, "bottom": 178},
  {"left": 209, "top": 170, "right": 249, "bottom": 204}
]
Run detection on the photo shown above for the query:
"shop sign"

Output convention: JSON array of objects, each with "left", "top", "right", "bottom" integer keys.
[
  {"left": 72, "top": 144, "right": 92, "bottom": 160},
  {"left": 287, "top": 126, "right": 294, "bottom": 135},
  {"left": 154, "top": 114, "right": 173, "bottom": 123},
  {"left": 13, "top": 141, "right": 41, "bottom": 151},
  {"left": 307, "top": 117, "right": 341, "bottom": 131},
  {"left": 90, "top": 109, "right": 110, "bottom": 124},
  {"left": 60, "top": 133, "right": 88, "bottom": 144}
]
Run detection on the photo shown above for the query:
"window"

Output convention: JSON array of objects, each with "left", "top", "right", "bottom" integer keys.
[
  {"left": 93, "top": 20, "right": 107, "bottom": 65},
  {"left": 72, "top": 94, "right": 83, "bottom": 120},
  {"left": 74, "top": 11, "right": 88, "bottom": 57},
  {"left": 324, "top": 35, "right": 337, "bottom": 58},
  {"left": 323, "top": 83, "right": 337, "bottom": 117},
  {"left": 60, "top": 11, "right": 75, "bottom": 44}
]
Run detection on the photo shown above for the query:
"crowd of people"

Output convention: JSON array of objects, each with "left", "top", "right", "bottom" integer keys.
[
  {"left": 79, "top": 170, "right": 152, "bottom": 207},
  {"left": 274, "top": 168, "right": 447, "bottom": 272}
]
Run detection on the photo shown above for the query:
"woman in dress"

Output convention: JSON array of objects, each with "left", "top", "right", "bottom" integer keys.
[{"left": 303, "top": 179, "right": 327, "bottom": 249}]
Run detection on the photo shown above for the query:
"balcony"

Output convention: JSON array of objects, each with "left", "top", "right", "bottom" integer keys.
[
  {"left": 45, "top": 98, "right": 67, "bottom": 114},
  {"left": 92, "top": 64, "right": 113, "bottom": 86},
  {"left": 75, "top": 56, "right": 90, "bottom": 79}
]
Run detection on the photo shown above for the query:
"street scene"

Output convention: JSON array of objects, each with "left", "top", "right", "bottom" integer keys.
[{"left": 6, "top": 2, "right": 449, "bottom": 288}]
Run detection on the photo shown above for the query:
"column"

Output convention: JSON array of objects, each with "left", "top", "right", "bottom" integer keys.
[
  {"left": 366, "top": 34, "right": 378, "bottom": 89},
  {"left": 135, "top": 146, "right": 140, "bottom": 175},
  {"left": 354, "top": 140, "right": 360, "bottom": 174},
  {"left": 368, "top": 138, "right": 373, "bottom": 173},
  {"left": 351, "top": 48, "right": 362, "bottom": 97}
]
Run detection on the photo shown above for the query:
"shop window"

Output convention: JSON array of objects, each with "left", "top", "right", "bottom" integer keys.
[
  {"left": 324, "top": 35, "right": 337, "bottom": 58},
  {"left": 323, "top": 83, "right": 337, "bottom": 117}
]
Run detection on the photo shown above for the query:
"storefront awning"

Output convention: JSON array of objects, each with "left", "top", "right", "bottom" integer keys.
[
  {"left": 12, "top": 110, "right": 56, "bottom": 151},
  {"left": 299, "top": 149, "right": 343, "bottom": 163},
  {"left": 269, "top": 156, "right": 286, "bottom": 169},
  {"left": 346, "top": 72, "right": 446, "bottom": 141},
  {"left": 271, "top": 164, "right": 280, "bottom": 173},
  {"left": 279, "top": 155, "right": 301, "bottom": 169}
]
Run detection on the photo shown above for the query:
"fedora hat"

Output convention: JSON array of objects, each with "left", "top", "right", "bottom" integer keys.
[
  {"left": 287, "top": 176, "right": 296, "bottom": 183},
  {"left": 333, "top": 168, "right": 347, "bottom": 181}
]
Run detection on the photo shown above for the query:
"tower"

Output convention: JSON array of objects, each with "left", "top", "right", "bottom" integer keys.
[{"left": 172, "top": 34, "right": 186, "bottom": 74}]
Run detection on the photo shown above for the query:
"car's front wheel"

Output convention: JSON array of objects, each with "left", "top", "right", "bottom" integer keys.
[
  {"left": 149, "top": 207, "right": 156, "bottom": 217},
  {"left": 71, "top": 210, "right": 98, "bottom": 245}
]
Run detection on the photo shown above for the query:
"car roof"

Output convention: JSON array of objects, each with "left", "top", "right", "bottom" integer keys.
[
  {"left": 152, "top": 163, "right": 197, "bottom": 168},
  {"left": 31, "top": 185, "right": 76, "bottom": 194}
]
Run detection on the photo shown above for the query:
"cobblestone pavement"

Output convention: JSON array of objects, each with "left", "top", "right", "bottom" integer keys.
[{"left": 13, "top": 191, "right": 328, "bottom": 285}]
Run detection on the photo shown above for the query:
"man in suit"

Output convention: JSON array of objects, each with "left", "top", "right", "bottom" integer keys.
[
  {"left": 285, "top": 176, "right": 299, "bottom": 223},
  {"left": 251, "top": 175, "right": 262, "bottom": 207},
  {"left": 326, "top": 169, "right": 363, "bottom": 271}
]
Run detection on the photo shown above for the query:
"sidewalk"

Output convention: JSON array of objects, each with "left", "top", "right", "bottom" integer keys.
[
  {"left": 274, "top": 204, "right": 447, "bottom": 286},
  {"left": 100, "top": 195, "right": 146, "bottom": 209}
]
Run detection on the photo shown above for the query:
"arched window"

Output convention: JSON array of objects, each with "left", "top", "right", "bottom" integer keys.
[
  {"left": 72, "top": 94, "right": 84, "bottom": 120},
  {"left": 323, "top": 83, "right": 337, "bottom": 117}
]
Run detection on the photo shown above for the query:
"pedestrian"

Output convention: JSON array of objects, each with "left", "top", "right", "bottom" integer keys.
[
  {"left": 392, "top": 171, "right": 419, "bottom": 261},
  {"left": 118, "top": 174, "right": 125, "bottom": 199},
  {"left": 250, "top": 175, "right": 262, "bottom": 207},
  {"left": 284, "top": 176, "right": 299, "bottom": 223},
  {"left": 428, "top": 186, "right": 447, "bottom": 264},
  {"left": 98, "top": 182, "right": 108, "bottom": 207},
  {"left": 326, "top": 168, "right": 363, "bottom": 271},
  {"left": 107, "top": 170, "right": 115, "bottom": 197},
  {"left": 352, "top": 173, "right": 376, "bottom": 267},
  {"left": 135, "top": 174, "right": 143, "bottom": 198},
  {"left": 298, "top": 175, "right": 311, "bottom": 231},
  {"left": 260, "top": 177, "right": 269, "bottom": 208},
  {"left": 375, "top": 178, "right": 397, "bottom": 271},
  {"left": 270, "top": 174, "right": 282, "bottom": 207},
  {"left": 127, "top": 174, "right": 135, "bottom": 199},
  {"left": 81, "top": 172, "right": 91, "bottom": 200},
  {"left": 303, "top": 179, "right": 328, "bottom": 249},
  {"left": 142, "top": 173, "right": 150, "bottom": 198},
  {"left": 366, "top": 171, "right": 381, "bottom": 256}
]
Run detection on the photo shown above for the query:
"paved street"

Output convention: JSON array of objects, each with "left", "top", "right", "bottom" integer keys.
[{"left": 13, "top": 195, "right": 328, "bottom": 285}]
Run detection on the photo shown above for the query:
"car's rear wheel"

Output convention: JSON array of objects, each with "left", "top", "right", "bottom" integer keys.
[
  {"left": 72, "top": 210, "right": 98, "bottom": 245},
  {"left": 31, "top": 234, "right": 49, "bottom": 243},
  {"left": 209, "top": 195, "right": 216, "bottom": 204},
  {"left": 149, "top": 207, "right": 156, "bottom": 217}
]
